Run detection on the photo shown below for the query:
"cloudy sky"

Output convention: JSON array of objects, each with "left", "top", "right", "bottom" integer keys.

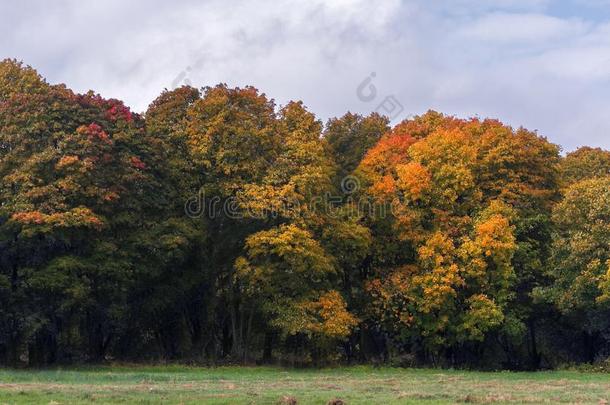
[{"left": 1, "top": 0, "right": 609, "bottom": 151}]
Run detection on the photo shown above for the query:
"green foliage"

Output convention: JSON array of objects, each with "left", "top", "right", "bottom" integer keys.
[
  {"left": 324, "top": 112, "right": 389, "bottom": 180},
  {"left": 547, "top": 177, "right": 610, "bottom": 314},
  {"left": 561, "top": 147, "right": 610, "bottom": 186}
]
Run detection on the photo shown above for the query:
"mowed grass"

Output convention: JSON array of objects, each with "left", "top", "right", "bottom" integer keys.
[{"left": 1, "top": 365, "right": 610, "bottom": 404}]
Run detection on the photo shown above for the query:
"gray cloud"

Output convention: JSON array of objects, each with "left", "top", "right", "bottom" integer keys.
[{"left": 1, "top": 0, "right": 609, "bottom": 151}]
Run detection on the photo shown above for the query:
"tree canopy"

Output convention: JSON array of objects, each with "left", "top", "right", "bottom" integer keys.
[{"left": 0, "top": 59, "right": 609, "bottom": 369}]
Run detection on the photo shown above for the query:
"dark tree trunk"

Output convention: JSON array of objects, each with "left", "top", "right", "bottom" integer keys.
[
  {"left": 528, "top": 321, "right": 541, "bottom": 370},
  {"left": 262, "top": 332, "right": 273, "bottom": 363}
]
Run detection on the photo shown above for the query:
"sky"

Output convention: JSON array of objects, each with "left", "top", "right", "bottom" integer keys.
[{"left": 1, "top": 0, "right": 610, "bottom": 151}]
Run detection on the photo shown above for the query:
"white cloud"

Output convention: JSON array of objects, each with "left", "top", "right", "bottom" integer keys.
[
  {"left": 457, "top": 13, "right": 590, "bottom": 43},
  {"left": 534, "top": 46, "right": 610, "bottom": 80}
]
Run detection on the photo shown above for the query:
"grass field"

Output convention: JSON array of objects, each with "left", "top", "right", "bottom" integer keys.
[{"left": 1, "top": 365, "right": 610, "bottom": 404}]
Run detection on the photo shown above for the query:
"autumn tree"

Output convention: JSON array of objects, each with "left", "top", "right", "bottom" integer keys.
[
  {"left": 234, "top": 101, "right": 361, "bottom": 362},
  {"left": 536, "top": 177, "right": 610, "bottom": 362},
  {"left": 358, "top": 112, "right": 560, "bottom": 366},
  {"left": 0, "top": 60, "right": 193, "bottom": 364},
  {"left": 561, "top": 147, "right": 610, "bottom": 186}
]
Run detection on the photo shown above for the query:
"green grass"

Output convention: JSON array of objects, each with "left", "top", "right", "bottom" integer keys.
[{"left": 1, "top": 365, "right": 609, "bottom": 404}]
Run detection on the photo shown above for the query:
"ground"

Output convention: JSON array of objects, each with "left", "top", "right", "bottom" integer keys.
[{"left": 0, "top": 365, "right": 609, "bottom": 404}]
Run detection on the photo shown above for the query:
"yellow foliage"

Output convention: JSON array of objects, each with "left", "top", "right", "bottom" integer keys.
[
  {"left": 395, "top": 162, "right": 431, "bottom": 201},
  {"left": 300, "top": 290, "right": 359, "bottom": 338},
  {"left": 56, "top": 155, "right": 79, "bottom": 169}
]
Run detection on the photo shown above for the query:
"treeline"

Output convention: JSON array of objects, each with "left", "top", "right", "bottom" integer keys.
[{"left": 1, "top": 59, "right": 609, "bottom": 369}]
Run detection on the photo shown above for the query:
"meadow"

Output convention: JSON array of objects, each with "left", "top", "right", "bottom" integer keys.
[{"left": 0, "top": 365, "right": 609, "bottom": 404}]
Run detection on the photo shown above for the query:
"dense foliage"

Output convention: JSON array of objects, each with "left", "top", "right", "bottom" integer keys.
[{"left": 1, "top": 60, "right": 609, "bottom": 369}]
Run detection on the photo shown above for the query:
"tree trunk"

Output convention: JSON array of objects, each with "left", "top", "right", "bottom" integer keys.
[
  {"left": 262, "top": 332, "right": 273, "bottom": 363},
  {"left": 528, "top": 321, "right": 540, "bottom": 370}
]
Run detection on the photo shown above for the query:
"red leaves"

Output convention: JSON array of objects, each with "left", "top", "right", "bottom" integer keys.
[
  {"left": 77, "top": 123, "right": 112, "bottom": 144},
  {"left": 103, "top": 191, "right": 120, "bottom": 202},
  {"left": 11, "top": 208, "right": 104, "bottom": 230},
  {"left": 11, "top": 211, "right": 45, "bottom": 224},
  {"left": 106, "top": 102, "right": 133, "bottom": 122},
  {"left": 361, "top": 132, "right": 416, "bottom": 172},
  {"left": 78, "top": 93, "right": 133, "bottom": 123},
  {"left": 130, "top": 156, "right": 146, "bottom": 170}
]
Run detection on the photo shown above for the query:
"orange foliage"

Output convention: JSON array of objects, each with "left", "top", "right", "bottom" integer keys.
[
  {"left": 11, "top": 208, "right": 104, "bottom": 230},
  {"left": 475, "top": 214, "right": 514, "bottom": 257},
  {"left": 11, "top": 211, "right": 46, "bottom": 224},
  {"left": 395, "top": 162, "right": 431, "bottom": 201},
  {"left": 301, "top": 290, "right": 358, "bottom": 338},
  {"left": 56, "top": 155, "right": 79, "bottom": 169},
  {"left": 130, "top": 156, "right": 146, "bottom": 169},
  {"left": 361, "top": 132, "right": 416, "bottom": 174},
  {"left": 77, "top": 123, "right": 112, "bottom": 144}
]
